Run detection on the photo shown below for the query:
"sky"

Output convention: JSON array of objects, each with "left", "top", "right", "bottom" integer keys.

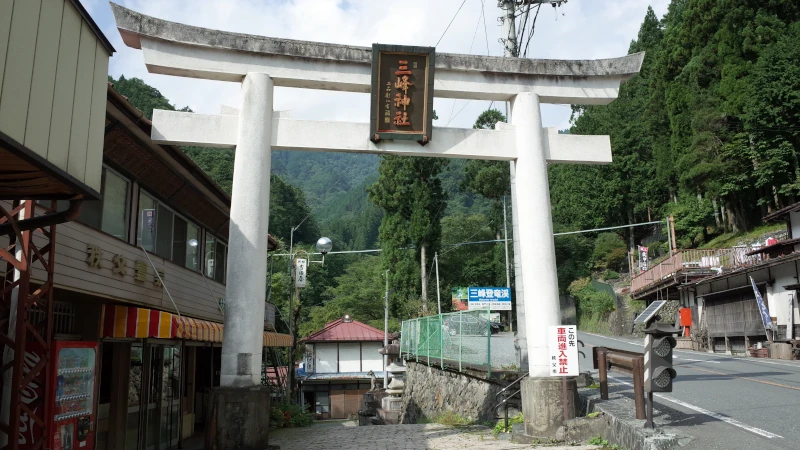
[{"left": 83, "top": 0, "right": 670, "bottom": 131}]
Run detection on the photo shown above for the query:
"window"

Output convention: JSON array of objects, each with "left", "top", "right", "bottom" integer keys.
[
  {"left": 204, "top": 234, "right": 227, "bottom": 284},
  {"left": 205, "top": 235, "right": 217, "bottom": 278},
  {"left": 52, "top": 167, "right": 129, "bottom": 240},
  {"left": 155, "top": 203, "right": 174, "bottom": 260},
  {"left": 137, "top": 192, "right": 157, "bottom": 252},
  {"left": 101, "top": 169, "right": 130, "bottom": 240},
  {"left": 185, "top": 223, "right": 200, "bottom": 271},
  {"left": 137, "top": 189, "right": 203, "bottom": 273}
]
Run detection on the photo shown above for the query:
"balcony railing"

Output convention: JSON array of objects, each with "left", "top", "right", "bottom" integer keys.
[{"left": 630, "top": 247, "right": 781, "bottom": 294}]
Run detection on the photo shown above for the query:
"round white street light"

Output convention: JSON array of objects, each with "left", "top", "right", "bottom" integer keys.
[{"left": 316, "top": 237, "right": 333, "bottom": 255}]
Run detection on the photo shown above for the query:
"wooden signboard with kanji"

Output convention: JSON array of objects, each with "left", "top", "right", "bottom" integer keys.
[{"left": 369, "top": 44, "right": 435, "bottom": 145}]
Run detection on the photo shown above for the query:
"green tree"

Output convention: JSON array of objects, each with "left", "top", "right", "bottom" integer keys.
[{"left": 368, "top": 155, "right": 448, "bottom": 316}]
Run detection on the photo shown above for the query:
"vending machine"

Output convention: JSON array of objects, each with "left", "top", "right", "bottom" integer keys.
[{"left": 46, "top": 341, "right": 98, "bottom": 450}]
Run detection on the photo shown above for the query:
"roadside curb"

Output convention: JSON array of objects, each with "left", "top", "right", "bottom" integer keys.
[{"left": 580, "top": 389, "right": 693, "bottom": 450}]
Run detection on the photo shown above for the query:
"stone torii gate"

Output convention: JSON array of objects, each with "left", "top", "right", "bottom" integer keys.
[{"left": 110, "top": 3, "right": 642, "bottom": 444}]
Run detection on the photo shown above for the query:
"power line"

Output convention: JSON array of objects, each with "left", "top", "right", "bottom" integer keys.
[
  {"left": 553, "top": 220, "right": 664, "bottom": 237},
  {"left": 436, "top": 0, "right": 469, "bottom": 47}
]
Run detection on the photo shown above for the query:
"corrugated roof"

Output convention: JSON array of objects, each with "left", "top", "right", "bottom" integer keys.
[{"left": 302, "top": 317, "right": 385, "bottom": 342}]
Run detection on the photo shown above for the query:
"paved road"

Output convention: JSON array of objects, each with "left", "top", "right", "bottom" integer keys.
[{"left": 580, "top": 332, "right": 800, "bottom": 450}]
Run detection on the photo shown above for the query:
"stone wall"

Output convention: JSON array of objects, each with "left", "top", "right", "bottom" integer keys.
[{"left": 400, "top": 361, "right": 510, "bottom": 424}]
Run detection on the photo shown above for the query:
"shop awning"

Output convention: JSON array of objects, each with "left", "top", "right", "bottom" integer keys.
[
  {"left": 102, "top": 305, "right": 176, "bottom": 339},
  {"left": 101, "top": 305, "right": 292, "bottom": 347}
]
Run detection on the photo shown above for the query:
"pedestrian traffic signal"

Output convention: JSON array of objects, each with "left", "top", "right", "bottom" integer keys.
[{"left": 644, "top": 323, "right": 679, "bottom": 393}]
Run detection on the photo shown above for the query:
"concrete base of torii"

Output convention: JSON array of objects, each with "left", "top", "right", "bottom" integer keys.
[
  {"left": 206, "top": 387, "right": 272, "bottom": 450},
  {"left": 520, "top": 377, "right": 580, "bottom": 437}
]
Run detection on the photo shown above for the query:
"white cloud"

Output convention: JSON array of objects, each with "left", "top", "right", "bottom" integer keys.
[{"left": 87, "top": 0, "right": 670, "bottom": 131}]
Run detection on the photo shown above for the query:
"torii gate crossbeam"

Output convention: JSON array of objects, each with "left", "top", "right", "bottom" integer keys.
[{"left": 110, "top": 2, "right": 642, "bottom": 442}]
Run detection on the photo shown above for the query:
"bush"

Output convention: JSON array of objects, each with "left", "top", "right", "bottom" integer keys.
[
  {"left": 568, "top": 277, "right": 616, "bottom": 331},
  {"left": 492, "top": 412, "right": 524, "bottom": 435},
  {"left": 270, "top": 401, "right": 314, "bottom": 428},
  {"left": 602, "top": 270, "right": 620, "bottom": 281},
  {"left": 592, "top": 233, "right": 627, "bottom": 271}
]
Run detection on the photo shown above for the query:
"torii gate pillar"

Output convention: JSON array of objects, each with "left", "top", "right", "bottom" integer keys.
[
  {"left": 222, "top": 73, "right": 274, "bottom": 387},
  {"left": 511, "top": 93, "right": 560, "bottom": 378}
]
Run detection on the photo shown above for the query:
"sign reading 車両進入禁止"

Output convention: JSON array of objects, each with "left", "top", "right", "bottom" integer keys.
[
  {"left": 370, "top": 44, "right": 435, "bottom": 145},
  {"left": 548, "top": 325, "right": 579, "bottom": 377},
  {"left": 467, "top": 287, "right": 511, "bottom": 311}
]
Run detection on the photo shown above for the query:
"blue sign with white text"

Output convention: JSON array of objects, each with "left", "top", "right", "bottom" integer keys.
[{"left": 468, "top": 287, "right": 512, "bottom": 311}]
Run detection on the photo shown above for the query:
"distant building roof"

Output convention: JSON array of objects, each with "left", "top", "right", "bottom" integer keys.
[
  {"left": 302, "top": 316, "right": 385, "bottom": 343},
  {"left": 763, "top": 200, "right": 800, "bottom": 222}
]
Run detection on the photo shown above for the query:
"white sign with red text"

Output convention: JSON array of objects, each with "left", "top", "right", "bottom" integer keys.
[{"left": 548, "top": 325, "right": 579, "bottom": 377}]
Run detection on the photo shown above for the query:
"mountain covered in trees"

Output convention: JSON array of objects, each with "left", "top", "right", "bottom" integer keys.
[{"left": 108, "top": 0, "right": 800, "bottom": 334}]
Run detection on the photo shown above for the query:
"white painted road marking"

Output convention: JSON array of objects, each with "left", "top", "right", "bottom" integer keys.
[
  {"left": 607, "top": 375, "right": 783, "bottom": 439},
  {"left": 674, "top": 357, "right": 720, "bottom": 364}
]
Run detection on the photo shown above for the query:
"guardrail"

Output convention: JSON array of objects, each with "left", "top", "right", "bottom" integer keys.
[
  {"left": 400, "top": 309, "right": 511, "bottom": 376},
  {"left": 631, "top": 247, "right": 772, "bottom": 294},
  {"left": 593, "top": 346, "right": 645, "bottom": 420}
]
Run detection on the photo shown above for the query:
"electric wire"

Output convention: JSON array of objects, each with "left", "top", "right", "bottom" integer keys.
[{"left": 436, "top": 0, "right": 470, "bottom": 47}]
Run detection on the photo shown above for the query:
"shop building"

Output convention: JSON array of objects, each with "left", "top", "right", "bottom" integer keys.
[
  {"left": 299, "top": 316, "right": 385, "bottom": 420},
  {"left": 1, "top": 82, "right": 290, "bottom": 449}
]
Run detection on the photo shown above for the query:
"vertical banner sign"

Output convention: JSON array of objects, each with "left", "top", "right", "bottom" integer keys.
[
  {"left": 140, "top": 209, "right": 156, "bottom": 249},
  {"left": 548, "top": 325, "right": 579, "bottom": 376},
  {"left": 295, "top": 259, "right": 308, "bottom": 288},
  {"left": 638, "top": 245, "right": 649, "bottom": 272},
  {"left": 789, "top": 294, "right": 795, "bottom": 340},
  {"left": 750, "top": 276, "right": 773, "bottom": 330},
  {"left": 369, "top": 44, "right": 435, "bottom": 145}
]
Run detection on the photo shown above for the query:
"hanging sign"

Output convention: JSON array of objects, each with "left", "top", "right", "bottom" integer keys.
[
  {"left": 789, "top": 294, "right": 795, "bottom": 339},
  {"left": 638, "top": 245, "right": 649, "bottom": 272},
  {"left": 369, "top": 44, "right": 435, "bottom": 145},
  {"left": 548, "top": 325, "right": 579, "bottom": 377},
  {"left": 295, "top": 259, "right": 307, "bottom": 288}
]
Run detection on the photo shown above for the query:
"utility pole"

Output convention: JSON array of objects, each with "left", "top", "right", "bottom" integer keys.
[
  {"left": 503, "top": 197, "right": 512, "bottom": 332},
  {"left": 500, "top": 0, "right": 524, "bottom": 370},
  {"left": 499, "top": 0, "right": 518, "bottom": 57},
  {"left": 434, "top": 252, "right": 441, "bottom": 315},
  {"left": 384, "top": 270, "right": 390, "bottom": 388}
]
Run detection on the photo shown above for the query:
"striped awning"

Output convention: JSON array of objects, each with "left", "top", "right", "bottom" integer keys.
[
  {"left": 101, "top": 305, "right": 292, "bottom": 347},
  {"left": 102, "top": 305, "right": 176, "bottom": 339},
  {"left": 176, "top": 316, "right": 223, "bottom": 343},
  {"left": 264, "top": 331, "right": 293, "bottom": 347}
]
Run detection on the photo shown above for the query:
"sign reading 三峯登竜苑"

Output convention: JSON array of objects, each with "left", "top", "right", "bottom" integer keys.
[
  {"left": 548, "top": 325, "right": 579, "bottom": 377},
  {"left": 467, "top": 287, "right": 511, "bottom": 311},
  {"left": 369, "top": 44, "right": 435, "bottom": 145}
]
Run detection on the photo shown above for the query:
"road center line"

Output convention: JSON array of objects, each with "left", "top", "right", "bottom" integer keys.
[
  {"left": 680, "top": 365, "right": 800, "bottom": 392},
  {"left": 581, "top": 332, "right": 800, "bottom": 369},
  {"left": 606, "top": 375, "right": 782, "bottom": 439}
]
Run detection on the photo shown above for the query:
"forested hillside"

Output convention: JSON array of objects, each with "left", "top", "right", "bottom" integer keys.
[
  {"left": 550, "top": 1, "right": 800, "bottom": 286},
  {"left": 109, "top": 0, "right": 800, "bottom": 335}
]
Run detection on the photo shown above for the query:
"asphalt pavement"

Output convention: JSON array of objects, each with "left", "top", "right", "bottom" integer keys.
[{"left": 580, "top": 332, "right": 800, "bottom": 450}]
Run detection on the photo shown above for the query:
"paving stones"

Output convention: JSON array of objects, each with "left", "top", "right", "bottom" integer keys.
[{"left": 269, "top": 422, "right": 603, "bottom": 450}]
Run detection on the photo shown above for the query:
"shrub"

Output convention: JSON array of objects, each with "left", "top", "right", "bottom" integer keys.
[
  {"left": 270, "top": 401, "right": 314, "bottom": 428},
  {"left": 592, "top": 233, "right": 627, "bottom": 271},
  {"left": 602, "top": 270, "right": 620, "bottom": 281}
]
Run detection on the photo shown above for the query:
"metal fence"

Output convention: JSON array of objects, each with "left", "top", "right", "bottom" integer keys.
[{"left": 400, "top": 309, "right": 516, "bottom": 376}]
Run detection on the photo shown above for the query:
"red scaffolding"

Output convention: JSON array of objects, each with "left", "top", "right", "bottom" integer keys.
[{"left": 0, "top": 200, "right": 57, "bottom": 450}]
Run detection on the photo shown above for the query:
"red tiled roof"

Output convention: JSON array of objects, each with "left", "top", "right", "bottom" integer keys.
[{"left": 302, "top": 317, "right": 385, "bottom": 343}]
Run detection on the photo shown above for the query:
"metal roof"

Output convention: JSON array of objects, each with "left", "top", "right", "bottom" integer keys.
[{"left": 302, "top": 317, "right": 385, "bottom": 343}]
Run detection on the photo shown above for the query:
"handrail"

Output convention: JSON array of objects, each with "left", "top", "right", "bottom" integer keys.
[
  {"left": 493, "top": 371, "right": 529, "bottom": 432},
  {"left": 495, "top": 372, "right": 530, "bottom": 400}
]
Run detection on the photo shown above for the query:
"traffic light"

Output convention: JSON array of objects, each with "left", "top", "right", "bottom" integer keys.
[{"left": 644, "top": 323, "right": 679, "bottom": 393}]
